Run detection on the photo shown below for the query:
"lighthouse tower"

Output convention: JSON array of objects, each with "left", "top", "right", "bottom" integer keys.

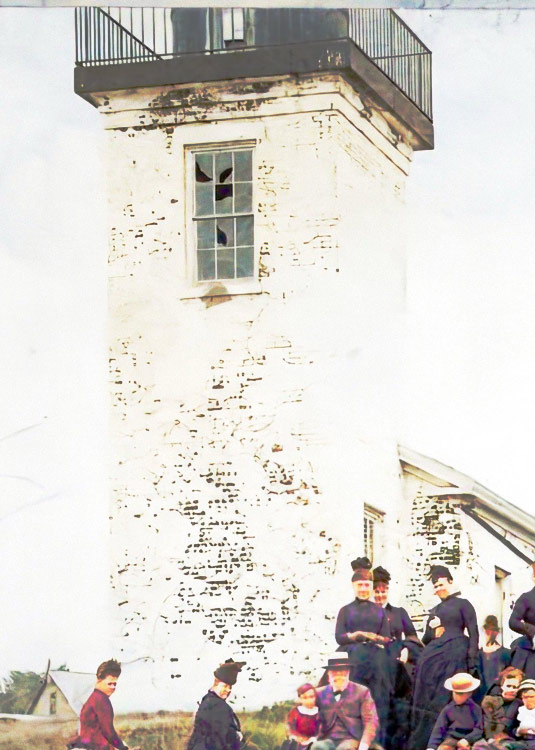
[{"left": 75, "top": 8, "right": 433, "bottom": 708}]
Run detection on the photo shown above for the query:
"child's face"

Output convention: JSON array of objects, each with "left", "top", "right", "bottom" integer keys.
[
  {"left": 299, "top": 688, "right": 317, "bottom": 709},
  {"left": 521, "top": 689, "right": 535, "bottom": 710},
  {"left": 452, "top": 691, "right": 471, "bottom": 705},
  {"left": 501, "top": 677, "right": 521, "bottom": 701}
]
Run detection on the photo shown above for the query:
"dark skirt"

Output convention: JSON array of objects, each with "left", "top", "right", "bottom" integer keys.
[
  {"left": 409, "top": 634, "right": 471, "bottom": 750},
  {"left": 385, "top": 640, "right": 423, "bottom": 750},
  {"left": 510, "top": 636, "right": 535, "bottom": 679},
  {"left": 338, "top": 642, "right": 392, "bottom": 746}
]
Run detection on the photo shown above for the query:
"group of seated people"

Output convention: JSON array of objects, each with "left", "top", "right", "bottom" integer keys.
[
  {"left": 280, "top": 555, "right": 535, "bottom": 750},
  {"left": 284, "top": 665, "right": 535, "bottom": 750},
  {"left": 68, "top": 555, "right": 535, "bottom": 750}
]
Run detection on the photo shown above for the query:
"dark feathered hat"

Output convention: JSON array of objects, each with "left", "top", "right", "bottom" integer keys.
[
  {"left": 351, "top": 556, "right": 373, "bottom": 581},
  {"left": 429, "top": 564, "right": 452, "bottom": 583},
  {"left": 214, "top": 659, "right": 246, "bottom": 685},
  {"left": 373, "top": 566, "right": 391, "bottom": 586}
]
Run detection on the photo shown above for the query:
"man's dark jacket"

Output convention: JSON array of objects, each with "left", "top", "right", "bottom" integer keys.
[
  {"left": 187, "top": 691, "right": 242, "bottom": 750},
  {"left": 316, "top": 681, "right": 378, "bottom": 747}
]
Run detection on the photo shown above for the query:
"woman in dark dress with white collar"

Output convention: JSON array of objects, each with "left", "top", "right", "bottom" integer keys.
[
  {"left": 335, "top": 556, "right": 392, "bottom": 746},
  {"left": 509, "top": 564, "right": 535, "bottom": 679},
  {"left": 409, "top": 564, "right": 479, "bottom": 750}
]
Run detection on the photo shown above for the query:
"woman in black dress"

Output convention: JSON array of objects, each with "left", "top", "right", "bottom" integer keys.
[
  {"left": 335, "top": 556, "right": 392, "bottom": 745},
  {"left": 373, "top": 566, "right": 422, "bottom": 750},
  {"left": 509, "top": 566, "right": 535, "bottom": 678},
  {"left": 409, "top": 564, "right": 479, "bottom": 750}
]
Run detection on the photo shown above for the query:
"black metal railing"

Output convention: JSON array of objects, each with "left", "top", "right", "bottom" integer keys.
[
  {"left": 75, "top": 7, "right": 432, "bottom": 120},
  {"left": 348, "top": 9, "right": 432, "bottom": 122},
  {"left": 75, "top": 7, "right": 163, "bottom": 65}
]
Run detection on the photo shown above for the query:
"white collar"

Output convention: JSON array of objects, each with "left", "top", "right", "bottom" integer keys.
[{"left": 297, "top": 705, "right": 319, "bottom": 715}]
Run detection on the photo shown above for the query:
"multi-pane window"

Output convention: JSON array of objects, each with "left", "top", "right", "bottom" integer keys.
[
  {"left": 363, "top": 504, "right": 384, "bottom": 563},
  {"left": 193, "top": 148, "right": 254, "bottom": 282}
]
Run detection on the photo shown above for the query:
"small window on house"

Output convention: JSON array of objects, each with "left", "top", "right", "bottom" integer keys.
[
  {"left": 49, "top": 691, "right": 57, "bottom": 715},
  {"left": 222, "top": 9, "right": 245, "bottom": 44},
  {"left": 193, "top": 146, "right": 254, "bottom": 283},
  {"left": 363, "top": 504, "right": 384, "bottom": 564}
]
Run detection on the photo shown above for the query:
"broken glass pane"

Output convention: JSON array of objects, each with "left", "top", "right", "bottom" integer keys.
[
  {"left": 215, "top": 152, "right": 233, "bottom": 182},
  {"left": 198, "top": 249, "right": 216, "bottom": 280},
  {"left": 217, "top": 218, "right": 234, "bottom": 247},
  {"left": 197, "top": 219, "right": 215, "bottom": 250},
  {"left": 215, "top": 184, "right": 233, "bottom": 213},
  {"left": 195, "top": 184, "right": 214, "bottom": 216},
  {"left": 236, "top": 215, "right": 253, "bottom": 246},
  {"left": 216, "top": 247, "right": 235, "bottom": 279},
  {"left": 236, "top": 246, "right": 254, "bottom": 278},
  {"left": 234, "top": 150, "right": 252, "bottom": 182},
  {"left": 195, "top": 152, "right": 213, "bottom": 182},
  {"left": 234, "top": 182, "right": 252, "bottom": 213}
]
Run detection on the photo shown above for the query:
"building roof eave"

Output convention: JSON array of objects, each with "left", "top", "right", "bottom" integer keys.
[{"left": 398, "top": 444, "right": 535, "bottom": 539}]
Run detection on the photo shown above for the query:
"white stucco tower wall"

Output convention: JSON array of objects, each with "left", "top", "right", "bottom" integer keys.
[{"left": 96, "top": 68, "right": 426, "bottom": 708}]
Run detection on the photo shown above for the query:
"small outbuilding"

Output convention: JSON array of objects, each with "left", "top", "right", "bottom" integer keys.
[{"left": 28, "top": 667, "right": 94, "bottom": 719}]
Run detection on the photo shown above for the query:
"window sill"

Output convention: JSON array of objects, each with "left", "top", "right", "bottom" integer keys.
[{"left": 180, "top": 279, "right": 263, "bottom": 300}]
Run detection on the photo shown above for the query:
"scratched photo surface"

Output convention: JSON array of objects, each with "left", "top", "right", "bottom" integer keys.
[{"left": 1, "top": 3, "right": 535, "bottom": 720}]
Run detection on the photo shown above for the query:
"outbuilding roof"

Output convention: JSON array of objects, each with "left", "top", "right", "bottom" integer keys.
[
  {"left": 28, "top": 669, "right": 94, "bottom": 717},
  {"left": 399, "top": 444, "right": 535, "bottom": 561}
]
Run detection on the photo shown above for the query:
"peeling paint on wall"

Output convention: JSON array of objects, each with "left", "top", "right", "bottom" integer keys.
[{"left": 104, "top": 73, "right": 411, "bottom": 707}]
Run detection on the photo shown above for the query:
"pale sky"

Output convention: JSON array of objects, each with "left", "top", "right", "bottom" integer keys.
[{"left": 1, "top": 7, "right": 535, "bottom": 680}]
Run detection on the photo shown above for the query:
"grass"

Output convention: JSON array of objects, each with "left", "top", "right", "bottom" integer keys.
[{"left": 0, "top": 703, "right": 294, "bottom": 750}]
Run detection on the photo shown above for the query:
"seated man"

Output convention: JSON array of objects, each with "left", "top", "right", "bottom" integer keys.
[
  {"left": 187, "top": 659, "right": 247, "bottom": 750},
  {"left": 312, "top": 654, "right": 380, "bottom": 750}
]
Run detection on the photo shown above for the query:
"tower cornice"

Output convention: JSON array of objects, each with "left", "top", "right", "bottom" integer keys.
[{"left": 76, "top": 38, "right": 433, "bottom": 151}]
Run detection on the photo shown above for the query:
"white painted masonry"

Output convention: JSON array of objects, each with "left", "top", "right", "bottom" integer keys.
[
  {"left": 92, "top": 64, "right": 535, "bottom": 712},
  {"left": 101, "top": 72, "right": 414, "bottom": 708}
]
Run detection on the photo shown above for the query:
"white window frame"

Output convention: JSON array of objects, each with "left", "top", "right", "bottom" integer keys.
[
  {"left": 184, "top": 140, "right": 261, "bottom": 298},
  {"left": 363, "top": 504, "right": 384, "bottom": 564}
]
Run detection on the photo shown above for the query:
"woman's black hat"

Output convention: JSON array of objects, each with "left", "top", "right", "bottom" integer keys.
[
  {"left": 351, "top": 556, "right": 372, "bottom": 581},
  {"left": 351, "top": 556, "right": 372, "bottom": 571},
  {"left": 373, "top": 566, "right": 391, "bottom": 585},
  {"left": 214, "top": 659, "right": 246, "bottom": 685},
  {"left": 429, "top": 564, "right": 453, "bottom": 583}
]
